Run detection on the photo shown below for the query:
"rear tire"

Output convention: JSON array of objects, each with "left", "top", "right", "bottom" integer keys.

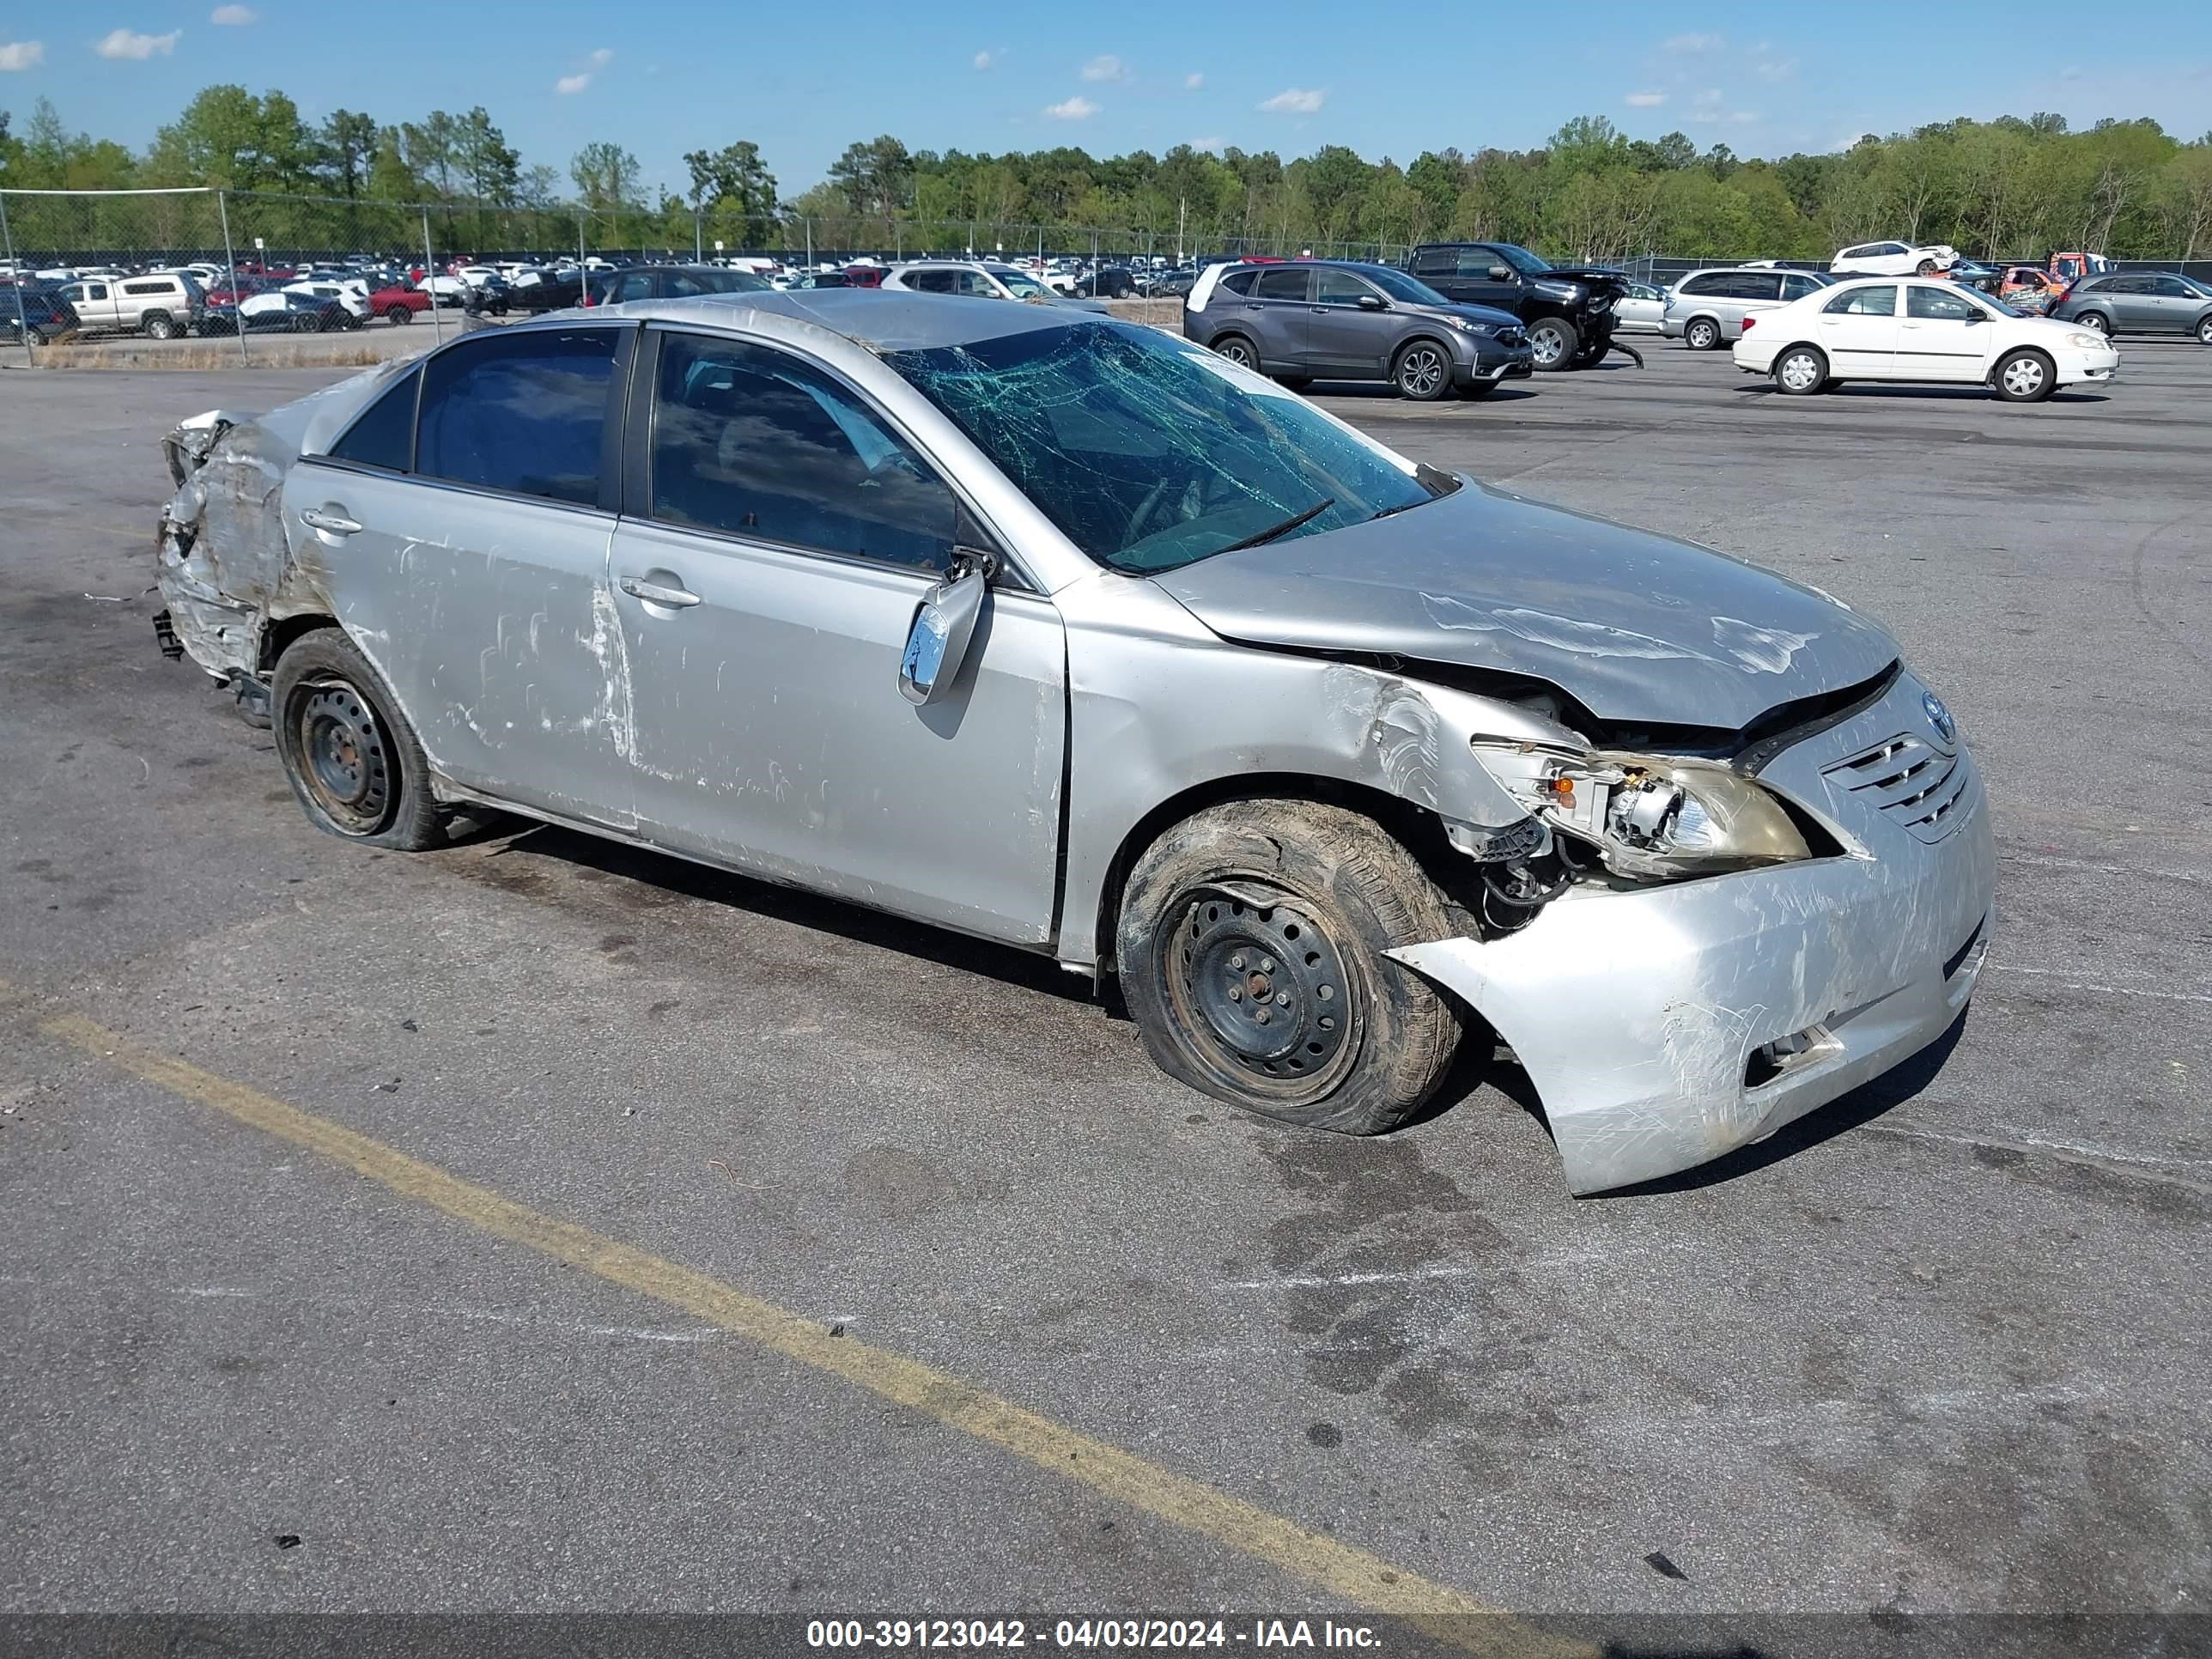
[
  {"left": 1772, "top": 344, "right": 1828, "bottom": 395},
  {"left": 1391, "top": 339, "right": 1453, "bottom": 401},
  {"left": 1528, "top": 315, "right": 1579, "bottom": 371},
  {"left": 1916, "top": 258, "right": 1939, "bottom": 276},
  {"left": 272, "top": 629, "right": 446, "bottom": 851},
  {"left": 1211, "top": 333, "right": 1259, "bottom": 370},
  {"left": 386, "top": 305, "right": 412, "bottom": 325},
  {"left": 1684, "top": 317, "right": 1722, "bottom": 351},
  {"left": 142, "top": 311, "right": 177, "bottom": 341},
  {"left": 2076, "top": 311, "right": 2110, "bottom": 337},
  {"left": 1994, "top": 348, "right": 2056, "bottom": 404},
  {"left": 1115, "top": 800, "right": 1463, "bottom": 1136}
]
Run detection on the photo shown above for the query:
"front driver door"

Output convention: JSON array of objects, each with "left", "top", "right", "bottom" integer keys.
[
  {"left": 606, "top": 327, "right": 1067, "bottom": 945},
  {"left": 1305, "top": 267, "right": 1393, "bottom": 376},
  {"left": 1895, "top": 283, "right": 1992, "bottom": 380},
  {"left": 1815, "top": 283, "right": 1899, "bottom": 374}
]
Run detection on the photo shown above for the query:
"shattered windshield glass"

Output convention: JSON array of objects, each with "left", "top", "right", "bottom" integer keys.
[{"left": 886, "top": 322, "right": 1455, "bottom": 574}]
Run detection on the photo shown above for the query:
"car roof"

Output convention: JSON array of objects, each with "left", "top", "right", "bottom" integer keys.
[{"left": 590, "top": 289, "right": 1103, "bottom": 353}]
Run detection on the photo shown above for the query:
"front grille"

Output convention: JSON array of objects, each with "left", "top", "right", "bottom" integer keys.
[{"left": 1822, "top": 733, "right": 1971, "bottom": 842}]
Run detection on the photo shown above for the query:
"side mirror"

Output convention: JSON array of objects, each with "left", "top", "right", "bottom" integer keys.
[
  {"left": 1961, "top": 308, "right": 1985, "bottom": 324},
  {"left": 1357, "top": 293, "right": 1386, "bottom": 311},
  {"left": 898, "top": 551, "right": 992, "bottom": 706},
  {"left": 1486, "top": 264, "right": 1515, "bottom": 282}
]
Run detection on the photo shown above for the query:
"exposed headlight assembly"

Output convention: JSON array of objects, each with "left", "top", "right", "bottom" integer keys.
[
  {"left": 1473, "top": 741, "right": 1811, "bottom": 880},
  {"left": 1448, "top": 316, "right": 1492, "bottom": 335},
  {"left": 2064, "top": 331, "right": 2106, "bottom": 350}
]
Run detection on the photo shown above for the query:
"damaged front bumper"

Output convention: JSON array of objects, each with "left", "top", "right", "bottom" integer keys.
[{"left": 1389, "top": 691, "right": 1996, "bottom": 1194}]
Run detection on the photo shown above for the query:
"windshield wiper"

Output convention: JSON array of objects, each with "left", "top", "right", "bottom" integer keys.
[
  {"left": 1218, "top": 496, "right": 1335, "bottom": 553},
  {"left": 1370, "top": 499, "right": 1425, "bottom": 523}
]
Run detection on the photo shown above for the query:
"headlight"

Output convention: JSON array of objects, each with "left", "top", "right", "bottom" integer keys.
[
  {"left": 1448, "top": 316, "right": 1492, "bottom": 335},
  {"left": 1474, "top": 742, "right": 1811, "bottom": 879},
  {"left": 2065, "top": 331, "right": 2105, "bottom": 349}
]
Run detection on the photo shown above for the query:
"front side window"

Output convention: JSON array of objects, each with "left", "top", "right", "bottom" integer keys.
[
  {"left": 415, "top": 327, "right": 618, "bottom": 506},
  {"left": 647, "top": 331, "right": 955, "bottom": 572},
  {"left": 1826, "top": 284, "right": 1896, "bottom": 316},
  {"left": 993, "top": 268, "right": 1051, "bottom": 299},
  {"left": 1314, "top": 269, "right": 1378, "bottom": 307},
  {"left": 1781, "top": 274, "right": 1822, "bottom": 301},
  {"left": 1482, "top": 244, "right": 1552, "bottom": 276},
  {"left": 888, "top": 321, "right": 1450, "bottom": 575},
  {"left": 1254, "top": 268, "right": 1311, "bottom": 301},
  {"left": 2148, "top": 276, "right": 2191, "bottom": 297},
  {"left": 1905, "top": 285, "right": 1977, "bottom": 320}
]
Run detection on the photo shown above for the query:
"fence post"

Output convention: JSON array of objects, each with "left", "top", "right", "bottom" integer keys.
[
  {"left": 694, "top": 209, "right": 702, "bottom": 264},
  {"left": 216, "top": 189, "right": 249, "bottom": 366},
  {"left": 422, "top": 208, "right": 444, "bottom": 345},
  {"left": 0, "top": 191, "right": 33, "bottom": 369}
]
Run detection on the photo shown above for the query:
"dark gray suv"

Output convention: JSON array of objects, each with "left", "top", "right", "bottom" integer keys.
[{"left": 1182, "top": 261, "right": 1533, "bottom": 399}]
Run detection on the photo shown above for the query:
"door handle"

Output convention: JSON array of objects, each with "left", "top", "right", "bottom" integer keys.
[
  {"left": 617, "top": 574, "right": 702, "bottom": 609},
  {"left": 299, "top": 507, "right": 362, "bottom": 535}
]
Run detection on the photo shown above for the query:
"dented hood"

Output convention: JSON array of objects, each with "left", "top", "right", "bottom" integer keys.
[{"left": 1150, "top": 479, "right": 1899, "bottom": 728}]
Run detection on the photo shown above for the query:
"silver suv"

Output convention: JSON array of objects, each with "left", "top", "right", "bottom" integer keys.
[
  {"left": 1665, "top": 268, "right": 1831, "bottom": 349},
  {"left": 880, "top": 261, "right": 1109, "bottom": 313},
  {"left": 56, "top": 271, "right": 206, "bottom": 340}
]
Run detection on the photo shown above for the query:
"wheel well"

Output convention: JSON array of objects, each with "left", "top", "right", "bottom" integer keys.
[
  {"left": 1684, "top": 311, "right": 1722, "bottom": 330},
  {"left": 1390, "top": 333, "right": 1455, "bottom": 369},
  {"left": 1206, "top": 329, "right": 1254, "bottom": 352},
  {"left": 258, "top": 612, "right": 339, "bottom": 675},
  {"left": 1093, "top": 774, "right": 1464, "bottom": 976}
]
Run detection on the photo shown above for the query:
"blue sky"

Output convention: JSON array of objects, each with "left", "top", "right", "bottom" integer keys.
[{"left": 3, "top": 1, "right": 2208, "bottom": 197}]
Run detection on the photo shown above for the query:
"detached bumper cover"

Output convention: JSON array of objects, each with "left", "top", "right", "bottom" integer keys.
[{"left": 1389, "top": 681, "right": 1996, "bottom": 1194}]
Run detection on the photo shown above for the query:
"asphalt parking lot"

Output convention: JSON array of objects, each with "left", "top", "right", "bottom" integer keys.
[{"left": 3, "top": 337, "right": 2208, "bottom": 1653}]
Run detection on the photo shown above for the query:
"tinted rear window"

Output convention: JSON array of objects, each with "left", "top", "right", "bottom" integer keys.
[
  {"left": 415, "top": 328, "right": 618, "bottom": 506},
  {"left": 329, "top": 367, "right": 420, "bottom": 471}
]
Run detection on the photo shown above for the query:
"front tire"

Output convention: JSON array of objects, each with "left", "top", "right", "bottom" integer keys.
[
  {"left": 386, "top": 305, "right": 413, "bottom": 325},
  {"left": 1772, "top": 344, "right": 1828, "bottom": 395},
  {"left": 1115, "top": 800, "right": 1464, "bottom": 1136},
  {"left": 1391, "top": 339, "right": 1453, "bottom": 401},
  {"left": 272, "top": 629, "right": 446, "bottom": 850},
  {"left": 1994, "top": 348, "right": 2056, "bottom": 404},
  {"left": 2197, "top": 316, "right": 2211, "bottom": 346},
  {"left": 1684, "top": 317, "right": 1722, "bottom": 351},
  {"left": 1527, "top": 315, "right": 1579, "bottom": 372}
]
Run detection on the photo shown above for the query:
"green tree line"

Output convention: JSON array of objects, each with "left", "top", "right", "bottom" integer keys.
[{"left": 3, "top": 89, "right": 2209, "bottom": 261}]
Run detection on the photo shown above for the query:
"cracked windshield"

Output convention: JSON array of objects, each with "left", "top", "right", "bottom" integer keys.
[{"left": 889, "top": 321, "right": 1456, "bottom": 574}]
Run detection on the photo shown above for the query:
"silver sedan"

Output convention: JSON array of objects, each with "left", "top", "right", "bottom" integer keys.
[{"left": 155, "top": 292, "right": 1992, "bottom": 1194}]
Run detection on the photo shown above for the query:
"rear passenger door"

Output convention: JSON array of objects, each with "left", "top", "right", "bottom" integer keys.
[
  {"left": 1245, "top": 267, "right": 1313, "bottom": 368},
  {"left": 284, "top": 325, "right": 638, "bottom": 829},
  {"left": 1815, "top": 284, "right": 1899, "bottom": 371}
]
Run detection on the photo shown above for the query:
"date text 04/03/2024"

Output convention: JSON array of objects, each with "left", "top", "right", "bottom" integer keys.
[{"left": 804, "top": 1619, "right": 1382, "bottom": 1649}]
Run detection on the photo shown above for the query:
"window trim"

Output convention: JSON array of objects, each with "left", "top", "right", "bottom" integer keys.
[
  {"left": 315, "top": 320, "right": 635, "bottom": 512},
  {"left": 622, "top": 324, "right": 1032, "bottom": 591}
]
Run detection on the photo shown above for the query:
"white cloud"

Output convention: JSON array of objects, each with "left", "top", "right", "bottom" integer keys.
[
  {"left": 1044, "top": 95, "right": 1099, "bottom": 120},
  {"left": 209, "top": 4, "right": 255, "bottom": 21},
  {"left": 1081, "top": 53, "right": 1127, "bottom": 82},
  {"left": 1750, "top": 45, "right": 1796, "bottom": 81},
  {"left": 972, "top": 49, "right": 993, "bottom": 70},
  {"left": 1191, "top": 136, "right": 1224, "bottom": 153},
  {"left": 1624, "top": 90, "right": 1666, "bottom": 107},
  {"left": 0, "top": 39, "right": 45, "bottom": 69},
  {"left": 1258, "top": 86, "right": 1325, "bottom": 114},
  {"left": 556, "top": 73, "right": 591, "bottom": 94},
  {"left": 587, "top": 46, "right": 611, "bottom": 66},
  {"left": 1184, "top": 71, "right": 1203, "bottom": 89},
  {"left": 556, "top": 47, "right": 611, "bottom": 93},
  {"left": 94, "top": 27, "right": 180, "bottom": 58},
  {"left": 1663, "top": 31, "right": 1725, "bottom": 52}
]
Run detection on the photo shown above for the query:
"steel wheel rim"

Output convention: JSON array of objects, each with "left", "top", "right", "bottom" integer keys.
[
  {"left": 293, "top": 677, "right": 392, "bottom": 834},
  {"left": 1530, "top": 324, "right": 1565, "bottom": 366},
  {"left": 1164, "top": 888, "right": 1356, "bottom": 1098},
  {"left": 1400, "top": 346, "right": 1445, "bottom": 396},
  {"left": 1780, "top": 352, "right": 1820, "bottom": 391},
  {"left": 2002, "top": 357, "right": 2044, "bottom": 396}
]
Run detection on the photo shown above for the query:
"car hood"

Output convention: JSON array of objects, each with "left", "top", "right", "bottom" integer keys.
[
  {"left": 1150, "top": 477, "right": 1900, "bottom": 729},
  {"left": 1408, "top": 300, "right": 1522, "bottom": 331},
  {"left": 1533, "top": 264, "right": 1632, "bottom": 300}
]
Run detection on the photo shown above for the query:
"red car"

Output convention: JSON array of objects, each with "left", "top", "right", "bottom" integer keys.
[{"left": 368, "top": 283, "right": 434, "bottom": 325}]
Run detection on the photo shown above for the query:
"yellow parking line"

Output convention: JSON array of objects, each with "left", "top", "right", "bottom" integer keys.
[{"left": 40, "top": 1011, "right": 1589, "bottom": 1659}]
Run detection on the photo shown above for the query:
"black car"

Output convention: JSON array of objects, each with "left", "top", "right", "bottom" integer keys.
[
  {"left": 585, "top": 264, "right": 774, "bottom": 307},
  {"left": 1405, "top": 242, "right": 1632, "bottom": 371},
  {"left": 1071, "top": 264, "right": 1136, "bottom": 299},
  {"left": 506, "top": 269, "right": 587, "bottom": 312},
  {"left": 1182, "top": 259, "right": 1533, "bottom": 400},
  {"left": 0, "top": 286, "right": 81, "bottom": 344}
]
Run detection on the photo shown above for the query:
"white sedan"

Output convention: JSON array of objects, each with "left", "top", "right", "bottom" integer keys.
[
  {"left": 1832, "top": 240, "right": 1959, "bottom": 276},
  {"left": 1733, "top": 276, "right": 2119, "bottom": 403}
]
